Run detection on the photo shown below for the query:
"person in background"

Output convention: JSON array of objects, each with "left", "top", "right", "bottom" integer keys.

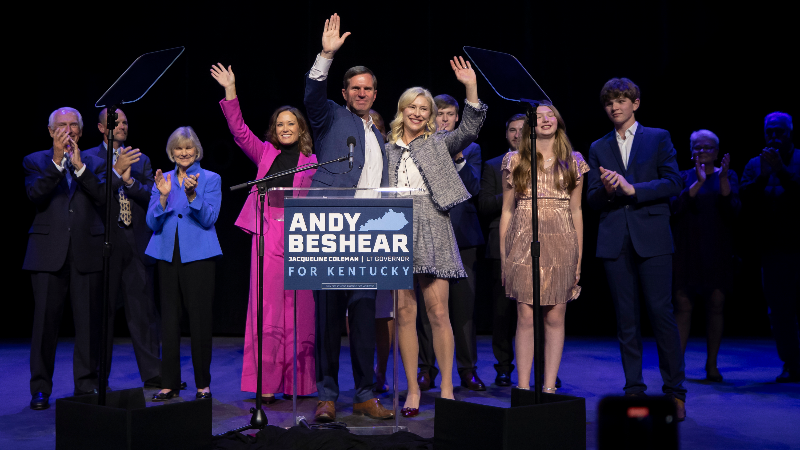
[
  {"left": 146, "top": 127, "right": 222, "bottom": 401},
  {"left": 671, "top": 129, "right": 740, "bottom": 382},
  {"left": 212, "top": 63, "right": 318, "bottom": 403}
]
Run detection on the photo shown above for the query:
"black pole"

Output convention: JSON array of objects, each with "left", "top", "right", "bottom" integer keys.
[
  {"left": 249, "top": 184, "right": 268, "bottom": 428},
  {"left": 525, "top": 103, "right": 544, "bottom": 404}
]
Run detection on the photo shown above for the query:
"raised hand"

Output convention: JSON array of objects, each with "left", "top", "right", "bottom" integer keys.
[
  {"left": 155, "top": 169, "right": 172, "bottom": 197},
  {"left": 68, "top": 139, "right": 84, "bottom": 171},
  {"left": 51, "top": 127, "right": 71, "bottom": 164},
  {"left": 718, "top": 153, "right": 730, "bottom": 179},
  {"left": 321, "top": 13, "right": 350, "bottom": 58},
  {"left": 183, "top": 173, "right": 200, "bottom": 200},
  {"left": 450, "top": 56, "right": 476, "bottom": 87},
  {"left": 210, "top": 63, "right": 237, "bottom": 101},
  {"left": 114, "top": 146, "right": 141, "bottom": 177},
  {"left": 695, "top": 160, "right": 707, "bottom": 184}
]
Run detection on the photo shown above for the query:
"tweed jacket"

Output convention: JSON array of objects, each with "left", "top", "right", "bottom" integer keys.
[{"left": 387, "top": 101, "right": 487, "bottom": 211}]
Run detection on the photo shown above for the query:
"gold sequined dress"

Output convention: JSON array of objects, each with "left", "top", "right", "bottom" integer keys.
[{"left": 502, "top": 151, "right": 589, "bottom": 305}]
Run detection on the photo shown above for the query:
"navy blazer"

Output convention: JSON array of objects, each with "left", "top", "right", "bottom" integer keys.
[
  {"left": 23, "top": 148, "right": 107, "bottom": 273},
  {"left": 587, "top": 125, "right": 683, "bottom": 259},
  {"left": 479, "top": 152, "right": 507, "bottom": 259},
  {"left": 304, "top": 74, "right": 388, "bottom": 190},
  {"left": 84, "top": 143, "right": 155, "bottom": 265},
  {"left": 145, "top": 161, "right": 222, "bottom": 263},
  {"left": 449, "top": 143, "right": 485, "bottom": 248}
]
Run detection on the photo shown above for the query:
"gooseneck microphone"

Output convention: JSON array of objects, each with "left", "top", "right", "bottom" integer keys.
[{"left": 347, "top": 136, "right": 356, "bottom": 169}]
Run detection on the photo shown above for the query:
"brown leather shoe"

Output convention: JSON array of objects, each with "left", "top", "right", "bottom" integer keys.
[
  {"left": 353, "top": 398, "right": 394, "bottom": 419},
  {"left": 673, "top": 397, "right": 686, "bottom": 422},
  {"left": 460, "top": 371, "right": 486, "bottom": 391},
  {"left": 315, "top": 401, "right": 336, "bottom": 422},
  {"left": 418, "top": 371, "right": 434, "bottom": 391}
]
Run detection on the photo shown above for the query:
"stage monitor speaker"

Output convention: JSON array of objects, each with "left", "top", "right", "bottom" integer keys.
[
  {"left": 597, "top": 395, "right": 678, "bottom": 450},
  {"left": 56, "top": 387, "right": 211, "bottom": 450},
  {"left": 434, "top": 388, "right": 586, "bottom": 450}
]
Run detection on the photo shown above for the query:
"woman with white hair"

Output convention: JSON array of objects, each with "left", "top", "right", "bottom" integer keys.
[
  {"left": 145, "top": 126, "right": 222, "bottom": 400},
  {"left": 671, "top": 129, "right": 740, "bottom": 382},
  {"left": 387, "top": 57, "right": 487, "bottom": 417}
]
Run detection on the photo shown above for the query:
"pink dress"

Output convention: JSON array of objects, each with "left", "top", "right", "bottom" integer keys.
[{"left": 220, "top": 98, "right": 317, "bottom": 395}]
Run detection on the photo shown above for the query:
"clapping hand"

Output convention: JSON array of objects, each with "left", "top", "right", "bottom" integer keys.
[
  {"left": 51, "top": 127, "right": 71, "bottom": 165},
  {"left": 599, "top": 166, "right": 635, "bottom": 196},
  {"left": 321, "top": 13, "right": 350, "bottom": 58},
  {"left": 183, "top": 173, "right": 200, "bottom": 201},
  {"left": 155, "top": 169, "right": 171, "bottom": 197},
  {"left": 694, "top": 160, "right": 707, "bottom": 184},
  {"left": 114, "top": 146, "right": 141, "bottom": 183},
  {"left": 718, "top": 153, "right": 730, "bottom": 179},
  {"left": 760, "top": 147, "right": 784, "bottom": 175},
  {"left": 68, "top": 139, "right": 83, "bottom": 171}
]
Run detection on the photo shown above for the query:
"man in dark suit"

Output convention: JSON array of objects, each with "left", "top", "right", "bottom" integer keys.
[
  {"left": 83, "top": 108, "right": 166, "bottom": 390},
  {"left": 416, "top": 95, "right": 486, "bottom": 392},
  {"left": 24, "top": 107, "right": 106, "bottom": 410},
  {"left": 304, "top": 14, "right": 392, "bottom": 422},
  {"left": 479, "top": 113, "right": 525, "bottom": 387},
  {"left": 586, "top": 78, "right": 686, "bottom": 420}
]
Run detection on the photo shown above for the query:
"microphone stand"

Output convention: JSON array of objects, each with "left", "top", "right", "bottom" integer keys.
[{"left": 225, "top": 154, "right": 348, "bottom": 433}]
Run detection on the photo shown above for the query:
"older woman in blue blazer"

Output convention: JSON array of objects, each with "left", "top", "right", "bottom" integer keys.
[{"left": 146, "top": 126, "right": 222, "bottom": 401}]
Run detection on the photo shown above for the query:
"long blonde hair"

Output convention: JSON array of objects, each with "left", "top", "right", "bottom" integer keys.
[
  {"left": 513, "top": 102, "right": 578, "bottom": 194},
  {"left": 388, "top": 87, "right": 437, "bottom": 144}
]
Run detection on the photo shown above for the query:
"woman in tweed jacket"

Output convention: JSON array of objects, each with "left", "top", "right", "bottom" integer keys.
[{"left": 386, "top": 57, "right": 487, "bottom": 417}]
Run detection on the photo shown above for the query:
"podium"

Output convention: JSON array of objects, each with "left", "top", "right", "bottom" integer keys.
[{"left": 268, "top": 187, "right": 418, "bottom": 433}]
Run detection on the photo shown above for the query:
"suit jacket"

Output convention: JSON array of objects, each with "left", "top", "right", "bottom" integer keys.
[
  {"left": 84, "top": 143, "right": 155, "bottom": 265},
  {"left": 23, "top": 148, "right": 106, "bottom": 273},
  {"left": 479, "top": 152, "right": 507, "bottom": 259},
  {"left": 587, "top": 125, "right": 683, "bottom": 259},
  {"left": 303, "top": 74, "right": 388, "bottom": 190},
  {"left": 450, "top": 142, "right": 485, "bottom": 248},
  {"left": 219, "top": 98, "right": 317, "bottom": 235},
  {"left": 145, "top": 161, "right": 222, "bottom": 263}
]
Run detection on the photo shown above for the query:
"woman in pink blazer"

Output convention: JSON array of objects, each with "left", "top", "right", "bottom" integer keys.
[{"left": 212, "top": 64, "right": 317, "bottom": 403}]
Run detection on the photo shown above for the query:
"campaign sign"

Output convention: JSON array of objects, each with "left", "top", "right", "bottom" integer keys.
[{"left": 284, "top": 197, "right": 414, "bottom": 290}]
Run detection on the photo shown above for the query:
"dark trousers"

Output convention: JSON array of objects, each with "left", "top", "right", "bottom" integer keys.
[
  {"left": 417, "top": 247, "right": 478, "bottom": 379},
  {"left": 30, "top": 248, "right": 102, "bottom": 395},
  {"left": 603, "top": 230, "right": 686, "bottom": 400},
  {"left": 314, "top": 289, "right": 376, "bottom": 403},
  {"left": 762, "top": 251, "right": 800, "bottom": 371},
  {"left": 105, "top": 225, "right": 161, "bottom": 382},
  {"left": 157, "top": 243, "right": 215, "bottom": 391},
  {"left": 490, "top": 258, "right": 517, "bottom": 375}
]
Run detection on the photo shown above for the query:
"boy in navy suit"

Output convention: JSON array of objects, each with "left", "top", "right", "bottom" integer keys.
[{"left": 586, "top": 78, "right": 686, "bottom": 420}]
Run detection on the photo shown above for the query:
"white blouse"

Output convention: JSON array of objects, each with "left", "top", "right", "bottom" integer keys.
[{"left": 396, "top": 139, "right": 427, "bottom": 195}]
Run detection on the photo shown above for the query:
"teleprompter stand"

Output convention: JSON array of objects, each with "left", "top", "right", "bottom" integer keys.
[
  {"left": 431, "top": 47, "right": 586, "bottom": 450},
  {"left": 55, "top": 48, "right": 214, "bottom": 450}
]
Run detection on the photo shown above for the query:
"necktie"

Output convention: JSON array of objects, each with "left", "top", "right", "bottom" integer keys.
[{"left": 114, "top": 150, "right": 132, "bottom": 226}]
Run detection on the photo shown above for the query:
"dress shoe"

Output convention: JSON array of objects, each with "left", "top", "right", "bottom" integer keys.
[
  {"left": 776, "top": 368, "right": 800, "bottom": 383},
  {"left": 495, "top": 372, "right": 512, "bottom": 387},
  {"left": 401, "top": 407, "right": 419, "bottom": 418},
  {"left": 672, "top": 397, "right": 686, "bottom": 422},
  {"left": 152, "top": 390, "right": 179, "bottom": 401},
  {"left": 556, "top": 376, "right": 562, "bottom": 389},
  {"left": 460, "top": 371, "right": 486, "bottom": 391},
  {"left": 353, "top": 398, "right": 394, "bottom": 420},
  {"left": 315, "top": 401, "right": 336, "bottom": 422},
  {"left": 418, "top": 370, "right": 435, "bottom": 391},
  {"left": 261, "top": 395, "right": 279, "bottom": 405},
  {"left": 30, "top": 393, "right": 49, "bottom": 410},
  {"left": 195, "top": 392, "right": 212, "bottom": 399},
  {"left": 144, "top": 376, "right": 188, "bottom": 390}
]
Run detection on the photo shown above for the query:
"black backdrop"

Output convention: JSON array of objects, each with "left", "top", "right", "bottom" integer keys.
[{"left": 8, "top": 1, "right": 796, "bottom": 339}]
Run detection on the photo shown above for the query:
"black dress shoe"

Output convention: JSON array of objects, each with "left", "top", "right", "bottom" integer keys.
[
  {"left": 418, "top": 371, "right": 435, "bottom": 391},
  {"left": 495, "top": 372, "right": 512, "bottom": 387},
  {"left": 460, "top": 371, "right": 486, "bottom": 391},
  {"left": 30, "top": 393, "right": 50, "bottom": 410},
  {"left": 196, "top": 392, "right": 212, "bottom": 399},
  {"left": 144, "top": 376, "right": 188, "bottom": 390},
  {"left": 776, "top": 368, "right": 800, "bottom": 383},
  {"left": 152, "top": 390, "right": 179, "bottom": 401}
]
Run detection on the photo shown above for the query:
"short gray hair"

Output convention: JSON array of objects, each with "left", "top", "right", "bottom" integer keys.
[
  {"left": 689, "top": 129, "right": 719, "bottom": 148},
  {"left": 48, "top": 107, "right": 83, "bottom": 130},
  {"left": 764, "top": 112, "right": 793, "bottom": 131},
  {"left": 165, "top": 126, "right": 204, "bottom": 163}
]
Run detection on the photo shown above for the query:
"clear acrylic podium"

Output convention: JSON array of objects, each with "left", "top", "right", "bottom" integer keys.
[{"left": 259, "top": 187, "right": 420, "bottom": 434}]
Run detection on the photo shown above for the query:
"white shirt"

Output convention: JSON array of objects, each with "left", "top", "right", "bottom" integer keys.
[
  {"left": 310, "top": 54, "right": 383, "bottom": 198},
  {"left": 615, "top": 121, "right": 638, "bottom": 170},
  {"left": 53, "top": 153, "right": 87, "bottom": 187}
]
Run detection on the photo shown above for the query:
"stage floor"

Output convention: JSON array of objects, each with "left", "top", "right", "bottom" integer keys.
[{"left": 1, "top": 335, "right": 798, "bottom": 449}]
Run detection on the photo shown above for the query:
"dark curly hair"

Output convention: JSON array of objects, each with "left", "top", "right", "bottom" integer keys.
[{"left": 264, "top": 106, "right": 313, "bottom": 156}]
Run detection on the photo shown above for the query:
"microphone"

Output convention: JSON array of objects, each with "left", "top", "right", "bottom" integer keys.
[{"left": 347, "top": 136, "right": 356, "bottom": 169}]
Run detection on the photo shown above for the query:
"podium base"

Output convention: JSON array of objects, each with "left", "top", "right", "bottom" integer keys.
[
  {"left": 56, "top": 387, "right": 211, "bottom": 450},
  {"left": 434, "top": 388, "right": 586, "bottom": 450}
]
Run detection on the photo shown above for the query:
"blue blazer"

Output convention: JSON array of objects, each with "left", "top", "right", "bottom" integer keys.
[
  {"left": 303, "top": 74, "right": 388, "bottom": 189},
  {"left": 23, "top": 148, "right": 106, "bottom": 273},
  {"left": 449, "top": 143, "right": 485, "bottom": 248},
  {"left": 587, "top": 125, "right": 683, "bottom": 259},
  {"left": 478, "top": 152, "right": 506, "bottom": 259},
  {"left": 145, "top": 161, "right": 222, "bottom": 263},
  {"left": 84, "top": 143, "right": 155, "bottom": 264}
]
